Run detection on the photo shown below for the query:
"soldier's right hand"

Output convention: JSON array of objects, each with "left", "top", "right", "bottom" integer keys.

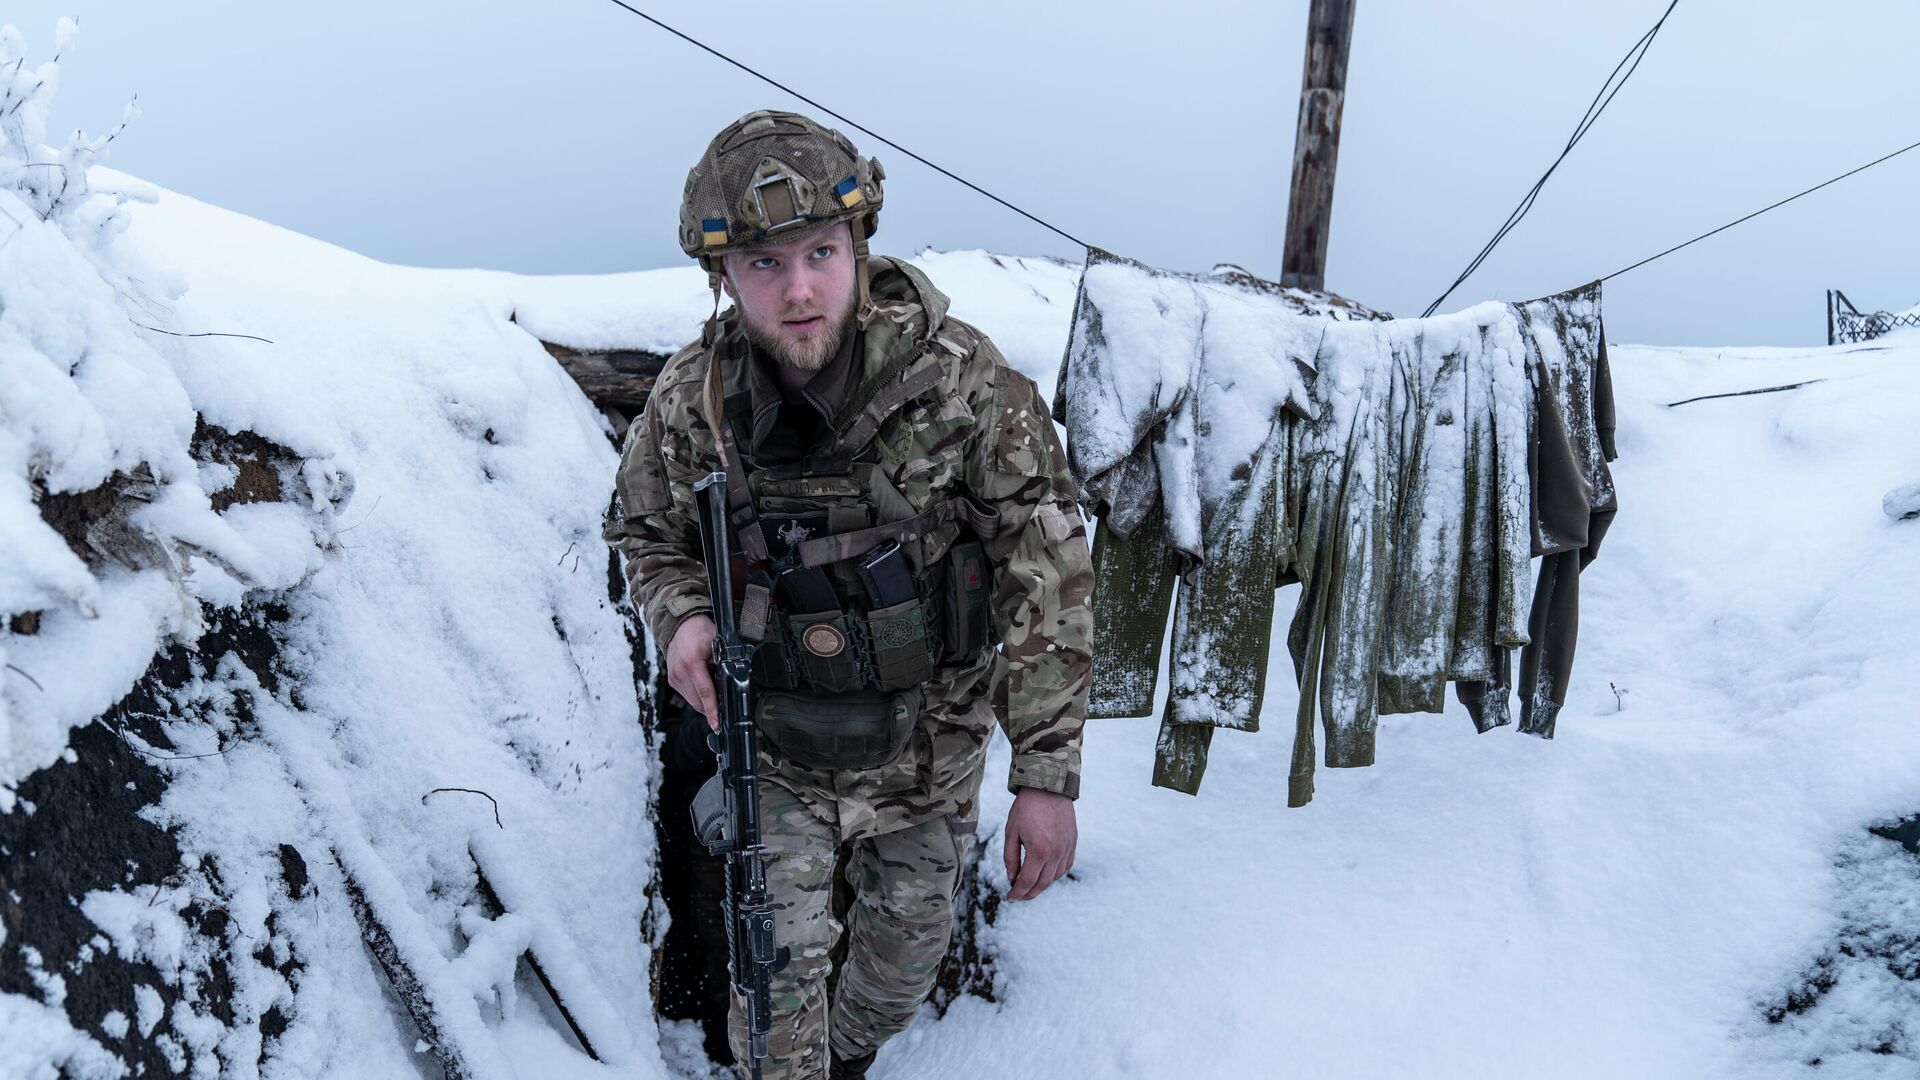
[{"left": 666, "top": 614, "right": 721, "bottom": 732}]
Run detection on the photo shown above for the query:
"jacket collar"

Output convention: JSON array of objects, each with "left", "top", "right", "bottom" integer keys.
[{"left": 737, "top": 328, "right": 863, "bottom": 456}]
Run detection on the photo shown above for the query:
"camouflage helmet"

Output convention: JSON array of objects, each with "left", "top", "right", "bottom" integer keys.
[{"left": 678, "top": 109, "right": 885, "bottom": 266}]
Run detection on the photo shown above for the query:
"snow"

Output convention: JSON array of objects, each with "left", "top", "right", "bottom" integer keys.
[
  {"left": 1760, "top": 831, "right": 1920, "bottom": 1072},
  {"left": 0, "top": 993, "right": 122, "bottom": 1080},
  {"left": 0, "top": 21, "right": 292, "bottom": 807},
  {"left": 1887, "top": 479, "right": 1920, "bottom": 522},
  {"left": 5, "top": 19, "right": 1920, "bottom": 1078},
  {"left": 130, "top": 984, "right": 163, "bottom": 1039},
  {"left": 19, "top": 944, "right": 63, "bottom": 1007},
  {"left": 82, "top": 889, "right": 194, "bottom": 976},
  {"left": 89, "top": 175, "right": 670, "bottom": 1073}
]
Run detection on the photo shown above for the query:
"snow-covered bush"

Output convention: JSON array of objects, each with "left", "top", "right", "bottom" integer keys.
[{"left": 0, "top": 18, "right": 324, "bottom": 804}]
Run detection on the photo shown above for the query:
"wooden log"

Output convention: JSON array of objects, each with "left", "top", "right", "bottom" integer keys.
[
  {"left": 1279, "top": 0, "right": 1358, "bottom": 293},
  {"left": 540, "top": 342, "right": 669, "bottom": 416},
  {"left": 930, "top": 837, "right": 999, "bottom": 1011},
  {"left": 339, "top": 859, "right": 484, "bottom": 1080},
  {"left": 471, "top": 857, "right": 601, "bottom": 1062}
]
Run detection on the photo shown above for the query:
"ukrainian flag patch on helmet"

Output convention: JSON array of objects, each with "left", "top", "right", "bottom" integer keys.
[
  {"left": 834, "top": 176, "right": 864, "bottom": 209},
  {"left": 701, "top": 217, "right": 729, "bottom": 246}
]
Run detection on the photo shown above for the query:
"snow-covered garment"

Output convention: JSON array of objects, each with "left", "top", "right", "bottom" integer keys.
[
  {"left": 1055, "top": 251, "right": 1616, "bottom": 802},
  {"left": 1052, "top": 250, "right": 1369, "bottom": 766},
  {"left": 1453, "top": 286, "right": 1618, "bottom": 741}
]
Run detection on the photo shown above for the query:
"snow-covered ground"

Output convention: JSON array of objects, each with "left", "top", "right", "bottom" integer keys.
[{"left": 5, "top": 28, "right": 1919, "bottom": 1078}]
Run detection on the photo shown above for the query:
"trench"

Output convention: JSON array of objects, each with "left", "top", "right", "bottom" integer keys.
[
  {"left": 5, "top": 374, "right": 996, "bottom": 1075},
  {"left": 558, "top": 339, "right": 1003, "bottom": 1073}
]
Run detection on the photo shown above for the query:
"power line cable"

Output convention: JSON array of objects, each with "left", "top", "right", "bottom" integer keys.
[
  {"left": 602, "top": 0, "right": 1910, "bottom": 311},
  {"left": 1593, "top": 137, "right": 1920, "bottom": 283},
  {"left": 600, "top": 0, "right": 1095, "bottom": 251},
  {"left": 1421, "top": 0, "right": 1679, "bottom": 316}
]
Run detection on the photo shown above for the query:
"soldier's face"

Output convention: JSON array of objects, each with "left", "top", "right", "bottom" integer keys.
[{"left": 722, "top": 222, "right": 859, "bottom": 373}]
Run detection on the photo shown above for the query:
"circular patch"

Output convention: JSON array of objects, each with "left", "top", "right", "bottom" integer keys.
[
  {"left": 874, "top": 617, "right": 917, "bottom": 649},
  {"left": 801, "top": 624, "right": 847, "bottom": 658}
]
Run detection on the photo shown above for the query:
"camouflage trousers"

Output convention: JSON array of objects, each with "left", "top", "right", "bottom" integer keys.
[{"left": 729, "top": 775, "right": 973, "bottom": 1079}]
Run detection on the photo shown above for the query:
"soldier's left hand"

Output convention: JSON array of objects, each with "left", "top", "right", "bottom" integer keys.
[{"left": 1003, "top": 787, "right": 1077, "bottom": 901}]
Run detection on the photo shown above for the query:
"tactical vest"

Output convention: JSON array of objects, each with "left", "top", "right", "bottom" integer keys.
[{"left": 701, "top": 329, "right": 998, "bottom": 771}]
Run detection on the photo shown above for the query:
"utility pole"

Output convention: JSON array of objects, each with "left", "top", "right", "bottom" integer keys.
[{"left": 1279, "top": 0, "right": 1357, "bottom": 293}]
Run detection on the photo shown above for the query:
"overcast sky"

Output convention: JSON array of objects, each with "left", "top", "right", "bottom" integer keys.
[{"left": 14, "top": 0, "right": 1919, "bottom": 345}]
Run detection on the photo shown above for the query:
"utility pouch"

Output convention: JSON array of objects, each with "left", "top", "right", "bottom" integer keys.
[
  {"left": 940, "top": 540, "right": 992, "bottom": 664},
  {"left": 776, "top": 564, "right": 839, "bottom": 614},
  {"left": 864, "top": 598, "right": 935, "bottom": 689},
  {"left": 854, "top": 541, "right": 917, "bottom": 608},
  {"left": 786, "top": 610, "right": 865, "bottom": 694},
  {"left": 749, "top": 638, "right": 800, "bottom": 691},
  {"left": 754, "top": 687, "right": 920, "bottom": 771}
]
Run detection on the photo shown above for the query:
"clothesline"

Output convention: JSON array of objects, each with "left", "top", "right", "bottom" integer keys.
[{"left": 604, "top": 0, "right": 1917, "bottom": 308}]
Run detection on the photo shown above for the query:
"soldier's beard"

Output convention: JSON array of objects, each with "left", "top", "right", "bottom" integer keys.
[{"left": 741, "top": 287, "right": 858, "bottom": 374}]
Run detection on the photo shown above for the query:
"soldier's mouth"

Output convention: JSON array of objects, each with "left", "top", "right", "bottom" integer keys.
[{"left": 782, "top": 316, "right": 825, "bottom": 334}]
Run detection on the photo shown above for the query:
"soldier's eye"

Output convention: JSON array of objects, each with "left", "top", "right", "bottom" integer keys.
[
  {"left": 811, "top": 245, "right": 834, "bottom": 260},
  {"left": 752, "top": 256, "right": 778, "bottom": 270}
]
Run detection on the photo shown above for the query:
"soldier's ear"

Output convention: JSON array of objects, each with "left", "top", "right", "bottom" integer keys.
[{"left": 717, "top": 260, "right": 739, "bottom": 301}]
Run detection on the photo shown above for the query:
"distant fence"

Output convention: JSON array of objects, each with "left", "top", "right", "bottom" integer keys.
[{"left": 1827, "top": 290, "right": 1920, "bottom": 345}]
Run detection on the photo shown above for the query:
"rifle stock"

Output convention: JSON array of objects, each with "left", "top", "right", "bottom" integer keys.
[{"left": 690, "top": 471, "right": 787, "bottom": 1078}]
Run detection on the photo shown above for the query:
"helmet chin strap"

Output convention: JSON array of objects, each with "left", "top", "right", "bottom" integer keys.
[
  {"left": 851, "top": 215, "right": 876, "bottom": 328},
  {"left": 701, "top": 262, "right": 724, "bottom": 347}
]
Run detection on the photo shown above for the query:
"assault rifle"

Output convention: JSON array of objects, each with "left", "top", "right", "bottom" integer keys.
[{"left": 689, "top": 471, "right": 787, "bottom": 1079}]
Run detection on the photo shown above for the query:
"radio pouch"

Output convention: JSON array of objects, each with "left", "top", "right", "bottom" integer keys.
[{"left": 940, "top": 540, "right": 992, "bottom": 664}]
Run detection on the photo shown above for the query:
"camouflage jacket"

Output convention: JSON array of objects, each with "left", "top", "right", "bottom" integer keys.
[{"left": 607, "top": 256, "right": 1092, "bottom": 836}]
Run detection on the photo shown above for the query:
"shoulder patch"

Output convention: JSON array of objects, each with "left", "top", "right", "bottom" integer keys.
[{"left": 989, "top": 366, "right": 1052, "bottom": 478}]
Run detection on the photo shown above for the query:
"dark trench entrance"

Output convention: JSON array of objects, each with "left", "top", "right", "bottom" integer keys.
[{"left": 650, "top": 675, "right": 736, "bottom": 1069}]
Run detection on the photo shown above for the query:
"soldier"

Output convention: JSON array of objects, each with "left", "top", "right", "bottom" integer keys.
[{"left": 607, "top": 109, "right": 1093, "bottom": 1080}]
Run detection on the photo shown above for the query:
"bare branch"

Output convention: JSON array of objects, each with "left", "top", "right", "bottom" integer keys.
[
  {"left": 129, "top": 319, "right": 274, "bottom": 345},
  {"left": 423, "top": 787, "right": 503, "bottom": 829},
  {"left": 4, "top": 662, "right": 44, "bottom": 692}
]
